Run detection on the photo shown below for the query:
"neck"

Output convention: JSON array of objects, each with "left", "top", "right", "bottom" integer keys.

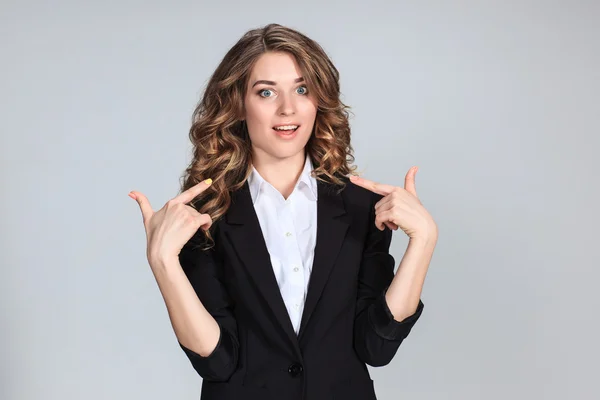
[{"left": 251, "top": 149, "right": 306, "bottom": 200}]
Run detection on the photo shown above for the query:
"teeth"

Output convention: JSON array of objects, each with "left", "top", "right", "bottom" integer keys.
[{"left": 274, "top": 125, "right": 298, "bottom": 131}]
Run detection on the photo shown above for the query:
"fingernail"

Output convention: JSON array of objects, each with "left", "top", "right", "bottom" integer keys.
[
  {"left": 128, "top": 192, "right": 136, "bottom": 200},
  {"left": 204, "top": 178, "right": 213, "bottom": 185}
]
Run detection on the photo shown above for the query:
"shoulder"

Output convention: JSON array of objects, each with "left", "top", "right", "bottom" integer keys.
[
  {"left": 318, "top": 174, "right": 381, "bottom": 224},
  {"left": 337, "top": 175, "right": 382, "bottom": 208}
]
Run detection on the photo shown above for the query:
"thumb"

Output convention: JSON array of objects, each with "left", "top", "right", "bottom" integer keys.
[{"left": 129, "top": 191, "right": 154, "bottom": 225}]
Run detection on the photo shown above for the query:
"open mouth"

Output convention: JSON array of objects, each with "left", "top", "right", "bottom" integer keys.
[{"left": 273, "top": 125, "right": 300, "bottom": 135}]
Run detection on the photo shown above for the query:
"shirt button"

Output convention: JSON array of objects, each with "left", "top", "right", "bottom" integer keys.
[
  {"left": 285, "top": 232, "right": 292, "bottom": 237},
  {"left": 293, "top": 266, "right": 299, "bottom": 272}
]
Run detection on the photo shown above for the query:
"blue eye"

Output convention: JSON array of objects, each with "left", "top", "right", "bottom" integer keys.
[{"left": 257, "top": 86, "right": 308, "bottom": 98}]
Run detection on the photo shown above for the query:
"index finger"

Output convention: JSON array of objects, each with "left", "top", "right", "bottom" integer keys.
[
  {"left": 173, "top": 178, "right": 213, "bottom": 204},
  {"left": 404, "top": 166, "right": 418, "bottom": 197},
  {"left": 349, "top": 175, "right": 394, "bottom": 196}
]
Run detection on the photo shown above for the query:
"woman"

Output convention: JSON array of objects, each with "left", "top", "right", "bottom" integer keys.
[{"left": 129, "top": 23, "right": 438, "bottom": 400}]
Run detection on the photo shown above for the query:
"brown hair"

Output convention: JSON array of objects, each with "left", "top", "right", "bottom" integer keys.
[{"left": 179, "top": 23, "right": 357, "bottom": 247}]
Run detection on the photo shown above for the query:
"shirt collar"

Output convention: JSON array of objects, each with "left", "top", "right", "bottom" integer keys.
[
  {"left": 297, "top": 154, "right": 318, "bottom": 201},
  {"left": 248, "top": 154, "right": 318, "bottom": 204}
]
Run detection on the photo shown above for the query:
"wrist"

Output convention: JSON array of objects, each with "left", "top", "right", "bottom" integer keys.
[
  {"left": 149, "top": 253, "right": 180, "bottom": 271},
  {"left": 409, "top": 225, "right": 438, "bottom": 245}
]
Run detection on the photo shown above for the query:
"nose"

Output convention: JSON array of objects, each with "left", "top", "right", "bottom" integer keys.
[{"left": 277, "top": 92, "right": 296, "bottom": 116}]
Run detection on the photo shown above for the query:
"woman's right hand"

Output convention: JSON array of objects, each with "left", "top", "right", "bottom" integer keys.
[{"left": 129, "top": 179, "right": 214, "bottom": 266}]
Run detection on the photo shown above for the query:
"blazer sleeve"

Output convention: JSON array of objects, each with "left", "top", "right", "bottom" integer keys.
[
  {"left": 177, "top": 227, "right": 239, "bottom": 381},
  {"left": 353, "top": 191, "right": 425, "bottom": 367}
]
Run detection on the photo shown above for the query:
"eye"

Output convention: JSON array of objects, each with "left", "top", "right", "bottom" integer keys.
[
  {"left": 258, "top": 89, "right": 273, "bottom": 98},
  {"left": 296, "top": 85, "right": 308, "bottom": 95}
]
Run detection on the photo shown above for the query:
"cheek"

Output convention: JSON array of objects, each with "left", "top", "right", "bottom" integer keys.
[
  {"left": 245, "top": 116, "right": 272, "bottom": 145},
  {"left": 245, "top": 107, "right": 272, "bottom": 134},
  {"left": 300, "top": 98, "right": 318, "bottom": 116},
  {"left": 245, "top": 103, "right": 265, "bottom": 122},
  {"left": 246, "top": 124, "right": 266, "bottom": 145},
  {"left": 297, "top": 101, "right": 317, "bottom": 125}
]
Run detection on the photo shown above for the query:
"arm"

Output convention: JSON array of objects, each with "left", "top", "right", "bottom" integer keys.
[
  {"left": 151, "top": 229, "right": 239, "bottom": 381},
  {"left": 353, "top": 192, "right": 425, "bottom": 367}
]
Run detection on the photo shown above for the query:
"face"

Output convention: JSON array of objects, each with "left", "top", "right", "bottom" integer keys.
[{"left": 242, "top": 51, "right": 318, "bottom": 163}]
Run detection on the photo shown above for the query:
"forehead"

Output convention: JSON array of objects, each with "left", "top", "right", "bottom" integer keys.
[{"left": 249, "top": 52, "right": 303, "bottom": 82}]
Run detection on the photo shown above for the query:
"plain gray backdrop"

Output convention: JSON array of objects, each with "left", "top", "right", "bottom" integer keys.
[{"left": 1, "top": 1, "right": 598, "bottom": 399}]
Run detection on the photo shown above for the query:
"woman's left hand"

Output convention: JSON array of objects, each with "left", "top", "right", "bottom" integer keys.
[{"left": 349, "top": 166, "right": 438, "bottom": 241}]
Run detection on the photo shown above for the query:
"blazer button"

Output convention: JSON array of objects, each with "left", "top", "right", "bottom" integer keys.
[{"left": 288, "top": 362, "right": 303, "bottom": 377}]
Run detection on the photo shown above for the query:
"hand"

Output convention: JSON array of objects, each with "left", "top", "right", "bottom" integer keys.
[
  {"left": 129, "top": 179, "right": 214, "bottom": 265},
  {"left": 349, "top": 167, "right": 437, "bottom": 240}
]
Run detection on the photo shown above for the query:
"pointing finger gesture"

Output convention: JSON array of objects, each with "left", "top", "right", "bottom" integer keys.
[
  {"left": 350, "top": 167, "right": 437, "bottom": 240},
  {"left": 129, "top": 178, "right": 214, "bottom": 264}
]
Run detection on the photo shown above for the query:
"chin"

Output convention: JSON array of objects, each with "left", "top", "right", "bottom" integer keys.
[{"left": 269, "top": 147, "right": 306, "bottom": 160}]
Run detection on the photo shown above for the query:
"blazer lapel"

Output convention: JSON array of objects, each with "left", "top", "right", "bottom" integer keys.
[
  {"left": 223, "top": 181, "right": 300, "bottom": 349},
  {"left": 298, "top": 178, "right": 351, "bottom": 340},
  {"left": 223, "top": 178, "right": 351, "bottom": 346}
]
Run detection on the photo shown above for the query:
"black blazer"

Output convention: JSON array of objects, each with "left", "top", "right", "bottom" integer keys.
[{"left": 178, "top": 176, "right": 425, "bottom": 400}]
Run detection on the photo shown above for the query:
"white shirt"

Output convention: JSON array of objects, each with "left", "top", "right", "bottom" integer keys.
[{"left": 247, "top": 155, "right": 318, "bottom": 335}]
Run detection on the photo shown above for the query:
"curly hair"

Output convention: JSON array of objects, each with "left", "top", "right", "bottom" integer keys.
[{"left": 179, "top": 23, "right": 357, "bottom": 247}]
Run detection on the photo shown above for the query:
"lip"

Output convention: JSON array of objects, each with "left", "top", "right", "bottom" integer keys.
[
  {"left": 273, "top": 125, "right": 300, "bottom": 140},
  {"left": 272, "top": 123, "right": 301, "bottom": 128}
]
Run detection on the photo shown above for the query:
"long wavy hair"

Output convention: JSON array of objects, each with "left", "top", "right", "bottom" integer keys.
[{"left": 179, "top": 23, "right": 357, "bottom": 247}]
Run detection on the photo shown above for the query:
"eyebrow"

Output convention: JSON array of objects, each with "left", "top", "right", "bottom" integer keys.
[{"left": 251, "top": 77, "right": 305, "bottom": 88}]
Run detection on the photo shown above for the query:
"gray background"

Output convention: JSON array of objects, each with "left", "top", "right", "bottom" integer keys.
[{"left": 1, "top": 0, "right": 598, "bottom": 399}]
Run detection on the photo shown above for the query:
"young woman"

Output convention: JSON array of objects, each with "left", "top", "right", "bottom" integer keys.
[{"left": 129, "top": 23, "right": 438, "bottom": 400}]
